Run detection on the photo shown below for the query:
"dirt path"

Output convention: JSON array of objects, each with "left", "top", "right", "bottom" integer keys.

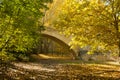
[{"left": 0, "top": 59, "right": 120, "bottom": 80}]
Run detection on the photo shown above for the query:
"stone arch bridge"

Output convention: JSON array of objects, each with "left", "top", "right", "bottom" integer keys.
[
  {"left": 41, "top": 27, "right": 79, "bottom": 57},
  {"left": 41, "top": 27, "right": 114, "bottom": 61}
]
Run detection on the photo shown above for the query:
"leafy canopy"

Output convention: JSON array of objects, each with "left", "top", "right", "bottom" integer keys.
[
  {"left": 0, "top": 0, "right": 52, "bottom": 61},
  {"left": 54, "top": 0, "right": 120, "bottom": 55}
]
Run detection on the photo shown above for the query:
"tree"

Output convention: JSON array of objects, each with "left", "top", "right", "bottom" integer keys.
[
  {"left": 53, "top": 0, "right": 120, "bottom": 59},
  {"left": 0, "top": 0, "right": 52, "bottom": 61},
  {"left": 44, "top": 0, "right": 64, "bottom": 26}
]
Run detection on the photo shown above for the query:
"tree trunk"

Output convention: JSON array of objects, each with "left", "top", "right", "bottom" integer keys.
[
  {"left": 117, "top": 39, "right": 120, "bottom": 64},
  {"left": 114, "top": 19, "right": 120, "bottom": 63}
]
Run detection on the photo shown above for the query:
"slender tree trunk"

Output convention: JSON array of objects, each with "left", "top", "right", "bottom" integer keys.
[
  {"left": 111, "top": 0, "right": 120, "bottom": 63},
  {"left": 118, "top": 41, "right": 120, "bottom": 58},
  {"left": 117, "top": 36, "right": 120, "bottom": 63},
  {"left": 118, "top": 33, "right": 120, "bottom": 58},
  {"left": 114, "top": 15, "right": 120, "bottom": 62}
]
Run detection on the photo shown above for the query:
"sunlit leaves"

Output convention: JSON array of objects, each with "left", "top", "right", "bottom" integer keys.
[
  {"left": 54, "top": 0, "right": 120, "bottom": 55},
  {"left": 0, "top": 0, "right": 52, "bottom": 61}
]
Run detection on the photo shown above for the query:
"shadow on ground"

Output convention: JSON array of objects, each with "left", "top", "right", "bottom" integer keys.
[{"left": 0, "top": 58, "right": 120, "bottom": 80}]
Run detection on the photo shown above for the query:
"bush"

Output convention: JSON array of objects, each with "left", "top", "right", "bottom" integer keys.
[{"left": 0, "top": 51, "right": 16, "bottom": 62}]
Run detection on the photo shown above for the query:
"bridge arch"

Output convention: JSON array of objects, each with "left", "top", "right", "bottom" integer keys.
[{"left": 41, "top": 27, "right": 78, "bottom": 57}]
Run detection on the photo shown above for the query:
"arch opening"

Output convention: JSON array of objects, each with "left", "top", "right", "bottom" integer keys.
[{"left": 39, "top": 33, "right": 76, "bottom": 57}]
